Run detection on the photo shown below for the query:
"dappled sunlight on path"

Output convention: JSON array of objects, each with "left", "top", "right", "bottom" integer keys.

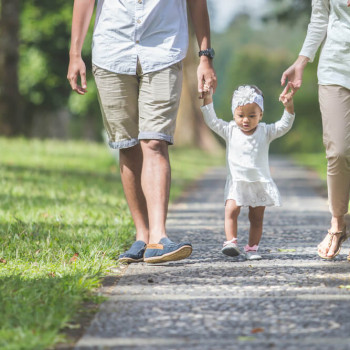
[{"left": 75, "top": 157, "right": 350, "bottom": 350}]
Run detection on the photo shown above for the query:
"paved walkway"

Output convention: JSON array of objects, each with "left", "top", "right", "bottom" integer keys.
[{"left": 75, "top": 157, "right": 350, "bottom": 350}]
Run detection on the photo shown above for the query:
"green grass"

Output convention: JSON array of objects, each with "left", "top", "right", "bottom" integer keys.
[{"left": 0, "top": 137, "right": 224, "bottom": 350}]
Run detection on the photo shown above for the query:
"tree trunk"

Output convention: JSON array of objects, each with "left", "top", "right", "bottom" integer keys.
[
  {"left": 0, "top": 0, "right": 22, "bottom": 136},
  {"left": 175, "top": 18, "right": 221, "bottom": 153}
]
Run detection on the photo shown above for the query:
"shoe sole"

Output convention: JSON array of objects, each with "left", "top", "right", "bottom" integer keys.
[
  {"left": 144, "top": 245, "right": 192, "bottom": 264},
  {"left": 222, "top": 246, "right": 240, "bottom": 257},
  {"left": 118, "top": 257, "right": 144, "bottom": 264},
  {"left": 246, "top": 255, "right": 262, "bottom": 261}
]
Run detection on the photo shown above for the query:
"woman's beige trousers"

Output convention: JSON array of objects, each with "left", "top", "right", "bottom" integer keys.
[{"left": 319, "top": 85, "right": 350, "bottom": 217}]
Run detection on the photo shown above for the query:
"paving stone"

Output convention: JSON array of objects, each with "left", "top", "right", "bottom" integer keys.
[{"left": 75, "top": 157, "right": 350, "bottom": 350}]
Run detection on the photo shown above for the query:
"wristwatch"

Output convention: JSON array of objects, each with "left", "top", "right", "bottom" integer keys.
[{"left": 198, "top": 48, "right": 215, "bottom": 59}]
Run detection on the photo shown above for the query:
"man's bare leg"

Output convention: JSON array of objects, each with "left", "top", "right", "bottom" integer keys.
[
  {"left": 119, "top": 144, "right": 149, "bottom": 244},
  {"left": 140, "top": 140, "right": 170, "bottom": 244}
]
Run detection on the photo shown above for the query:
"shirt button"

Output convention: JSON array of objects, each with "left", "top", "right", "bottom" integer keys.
[
  {"left": 136, "top": 40, "right": 140, "bottom": 44},
  {"left": 137, "top": 19, "right": 141, "bottom": 24}
]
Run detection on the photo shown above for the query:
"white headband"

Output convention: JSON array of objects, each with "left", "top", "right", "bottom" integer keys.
[{"left": 231, "top": 85, "right": 264, "bottom": 114}]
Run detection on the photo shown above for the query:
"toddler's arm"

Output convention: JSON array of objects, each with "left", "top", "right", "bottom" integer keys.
[
  {"left": 267, "top": 92, "right": 295, "bottom": 141},
  {"left": 202, "top": 87, "right": 213, "bottom": 106},
  {"left": 200, "top": 89, "right": 230, "bottom": 140}
]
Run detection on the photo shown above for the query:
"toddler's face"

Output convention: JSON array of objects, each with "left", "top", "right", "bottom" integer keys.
[{"left": 233, "top": 103, "right": 263, "bottom": 135}]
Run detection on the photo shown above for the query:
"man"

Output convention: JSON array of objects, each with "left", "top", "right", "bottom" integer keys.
[{"left": 67, "top": 0, "right": 217, "bottom": 264}]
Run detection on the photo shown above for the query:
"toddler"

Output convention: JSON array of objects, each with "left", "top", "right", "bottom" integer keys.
[{"left": 200, "top": 85, "right": 294, "bottom": 260}]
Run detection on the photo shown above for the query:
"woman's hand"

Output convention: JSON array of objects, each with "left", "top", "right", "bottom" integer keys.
[
  {"left": 348, "top": 0, "right": 350, "bottom": 7},
  {"left": 281, "top": 55, "right": 309, "bottom": 95}
]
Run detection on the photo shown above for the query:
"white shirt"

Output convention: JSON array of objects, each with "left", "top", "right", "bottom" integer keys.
[
  {"left": 201, "top": 103, "right": 295, "bottom": 206},
  {"left": 92, "top": 0, "right": 189, "bottom": 75},
  {"left": 299, "top": 0, "right": 350, "bottom": 90}
]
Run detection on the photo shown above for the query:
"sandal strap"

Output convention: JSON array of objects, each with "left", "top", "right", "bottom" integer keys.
[{"left": 326, "top": 227, "right": 347, "bottom": 247}]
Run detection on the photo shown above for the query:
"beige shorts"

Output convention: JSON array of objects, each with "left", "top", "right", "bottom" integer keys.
[{"left": 93, "top": 61, "right": 183, "bottom": 149}]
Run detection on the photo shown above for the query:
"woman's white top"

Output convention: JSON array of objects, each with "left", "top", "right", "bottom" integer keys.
[
  {"left": 200, "top": 103, "right": 295, "bottom": 207},
  {"left": 299, "top": 0, "right": 350, "bottom": 90}
]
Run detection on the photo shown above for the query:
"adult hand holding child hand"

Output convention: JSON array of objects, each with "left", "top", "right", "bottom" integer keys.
[{"left": 279, "top": 90, "right": 294, "bottom": 115}]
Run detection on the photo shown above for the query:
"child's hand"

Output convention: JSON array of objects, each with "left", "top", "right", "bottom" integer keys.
[
  {"left": 279, "top": 91, "right": 294, "bottom": 115},
  {"left": 201, "top": 83, "right": 213, "bottom": 106}
]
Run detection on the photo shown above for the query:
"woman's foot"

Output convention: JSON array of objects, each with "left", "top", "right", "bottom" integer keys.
[
  {"left": 222, "top": 238, "right": 240, "bottom": 257},
  {"left": 317, "top": 226, "right": 348, "bottom": 260}
]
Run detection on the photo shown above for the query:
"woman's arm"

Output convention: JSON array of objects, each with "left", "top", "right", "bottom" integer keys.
[
  {"left": 67, "top": 0, "right": 95, "bottom": 95},
  {"left": 187, "top": 0, "right": 217, "bottom": 96},
  {"left": 281, "top": 0, "right": 330, "bottom": 92},
  {"left": 299, "top": 0, "right": 330, "bottom": 63}
]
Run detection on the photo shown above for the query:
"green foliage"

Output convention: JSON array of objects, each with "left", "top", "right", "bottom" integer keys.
[
  {"left": 0, "top": 137, "right": 224, "bottom": 349},
  {"left": 19, "top": 0, "right": 100, "bottom": 137}
]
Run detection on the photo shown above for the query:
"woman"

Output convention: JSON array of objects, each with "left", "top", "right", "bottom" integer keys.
[{"left": 281, "top": 0, "right": 350, "bottom": 260}]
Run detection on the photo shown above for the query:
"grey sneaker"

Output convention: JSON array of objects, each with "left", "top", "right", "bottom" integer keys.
[
  {"left": 244, "top": 245, "right": 262, "bottom": 260},
  {"left": 222, "top": 239, "right": 240, "bottom": 257}
]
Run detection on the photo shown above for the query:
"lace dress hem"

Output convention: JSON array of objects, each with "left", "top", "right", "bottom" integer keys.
[{"left": 225, "top": 180, "right": 281, "bottom": 207}]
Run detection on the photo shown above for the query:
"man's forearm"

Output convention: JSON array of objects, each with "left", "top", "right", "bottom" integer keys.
[
  {"left": 187, "top": 0, "right": 211, "bottom": 50},
  {"left": 69, "top": 0, "right": 95, "bottom": 58}
]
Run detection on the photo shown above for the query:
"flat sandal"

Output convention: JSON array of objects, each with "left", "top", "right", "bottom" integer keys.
[{"left": 318, "top": 226, "right": 348, "bottom": 260}]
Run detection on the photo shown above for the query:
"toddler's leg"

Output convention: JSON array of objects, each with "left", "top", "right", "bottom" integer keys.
[
  {"left": 225, "top": 200, "right": 241, "bottom": 241},
  {"left": 248, "top": 206, "right": 265, "bottom": 246},
  {"left": 222, "top": 200, "right": 241, "bottom": 257}
]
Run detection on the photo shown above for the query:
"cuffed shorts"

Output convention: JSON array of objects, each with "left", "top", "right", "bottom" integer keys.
[{"left": 92, "top": 60, "right": 183, "bottom": 149}]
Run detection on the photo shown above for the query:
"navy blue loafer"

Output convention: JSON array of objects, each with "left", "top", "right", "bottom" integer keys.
[
  {"left": 144, "top": 237, "right": 192, "bottom": 264},
  {"left": 118, "top": 240, "right": 146, "bottom": 263}
]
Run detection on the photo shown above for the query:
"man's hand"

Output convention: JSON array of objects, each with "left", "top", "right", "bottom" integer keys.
[
  {"left": 197, "top": 57, "right": 217, "bottom": 99},
  {"left": 67, "top": 55, "right": 88, "bottom": 95},
  {"left": 280, "top": 55, "right": 309, "bottom": 96}
]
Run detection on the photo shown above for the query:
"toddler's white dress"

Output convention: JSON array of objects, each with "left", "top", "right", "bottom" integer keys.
[{"left": 200, "top": 103, "right": 295, "bottom": 207}]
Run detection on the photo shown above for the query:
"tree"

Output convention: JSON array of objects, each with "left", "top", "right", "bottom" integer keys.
[
  {"left": 0, "top": 0, "right": 22, "bottom": 135},
  {"left": 264, "top": 0, "right": 311, "bottom": 23}
]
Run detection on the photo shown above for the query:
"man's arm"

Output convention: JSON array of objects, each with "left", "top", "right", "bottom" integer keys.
[
  {"left": 67, "top": 0, "right": 95, "bottom": 95},
  {"left": 187, "top": 0, "right": 217, "bottom": 97}
]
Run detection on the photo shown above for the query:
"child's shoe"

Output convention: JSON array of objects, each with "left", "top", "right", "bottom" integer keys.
[
  {"left": 222, "top": 238, "right": 240, "bottom": 257},
  {"left": 244, "top": 244, "right": 262, "bottom": 260}
]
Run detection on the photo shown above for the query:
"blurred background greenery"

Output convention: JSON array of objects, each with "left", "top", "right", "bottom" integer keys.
[{"left": 0, "top": 0, "right": 323, "bottom": 153}]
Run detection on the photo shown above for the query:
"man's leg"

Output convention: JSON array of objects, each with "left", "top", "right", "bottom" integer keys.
[
  {"left": 138, "top": 62, "right": 192, "bottom": 263},
  {"left": 140, "top": 139, "right": 170, "bottom": 244},
  {"left": 140, "top": 139, "right": 192, "bottom": 263},
  {"left": 119, "top": 144, "right": 149, "bottom": 244},
  {"left": 92, "top": 66, "right": 149, "bottom": 262}
]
